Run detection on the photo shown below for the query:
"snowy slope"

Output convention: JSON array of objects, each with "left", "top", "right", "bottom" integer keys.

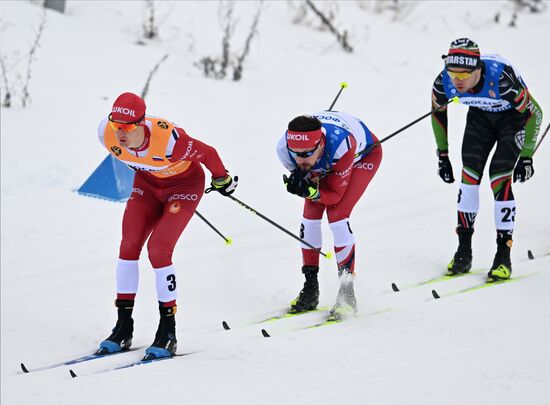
[{"left": 1, "top": 1, "right": 549, "bottom": 404}]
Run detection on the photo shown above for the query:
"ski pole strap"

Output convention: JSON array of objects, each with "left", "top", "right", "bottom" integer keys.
[
  {"left": 359, "top": 98, "right": 456, "bottom": 155},
  {"left": 226, "top": 195, "right": 332, "bottom": 259}
]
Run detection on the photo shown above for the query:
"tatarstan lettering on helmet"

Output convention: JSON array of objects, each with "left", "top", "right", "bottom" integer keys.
[{"left": 446, "top": 56, "right": 477, "bottom": 67}]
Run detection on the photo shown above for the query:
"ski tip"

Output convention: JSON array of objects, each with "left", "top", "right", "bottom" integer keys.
[
  {"left": 69, "top": 369, "right": 77, "bottom": 378},
  {"left": 261, "top": 329, "right": 270, "bottom": 338},
  {"left": 222, "top": 321, "right": 230, "bottom": 330},
  {"left": 391, "top": 283, "right": 400, "bottom": 292},
  {"left": 20, "top": 363, "right": 29, "bottom": 373},
  {"left": 527, "top": 250, "right": 534, "bottom": 260},
  {"left": 431, "top": 290, "right": 441, "bottom": 299}
]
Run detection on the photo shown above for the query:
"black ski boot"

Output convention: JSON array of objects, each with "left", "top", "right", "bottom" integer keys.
[
  {"left": 329, "top": 267, "right": 358, "bottom": 321},
  {"left": 487, "top": 232, "right": 512, "bottom": 282},
  {"left": 97, "top": 299, "right": 134, "bottom": 355},
  {"left": 447, "top": 228, "right": 473, "bottom": 275},
  {"left": 290, "top": 265, "right": 319, "bottom": 314},
  {"left": 144, "top": 304, "right": 177, "bottom": 360}
]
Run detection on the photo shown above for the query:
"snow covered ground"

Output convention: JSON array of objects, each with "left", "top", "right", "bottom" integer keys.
[{"left": 1, "top": 1, "right": 549, "bottom": 404}]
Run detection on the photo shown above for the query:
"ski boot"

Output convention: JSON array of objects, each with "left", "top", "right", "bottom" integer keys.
[
  {"left": 97, "top": 299, "right": 134, "bottom": 355},
  {"left": 328, "top": 268, "right": 357, "bottom": 321},
  {"left": 290, "top": 265, "right": 319, "bottom": 314},
  {"left": 447, "top": 228, "right": 473, "bottom": 276},
  {"left": 487, "top": 233, "right": 512, "bottom": 282},
  {"left": 144, "top": 304, "right": 178, "bottom": 360}
]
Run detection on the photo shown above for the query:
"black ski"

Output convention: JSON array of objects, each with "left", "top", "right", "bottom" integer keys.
[
  {"left": 69, "top": 352, "right": 194, "bottom": 377},
  {"left": 20, "top": 347, "right": 141, "bottom": 374}
]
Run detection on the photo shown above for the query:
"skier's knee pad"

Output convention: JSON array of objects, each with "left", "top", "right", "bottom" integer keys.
[
  {"left": 457, "top": 183, "right": 480, "bottom": 213},
  {"left": 329, "top": 218, "right": 355, "bottom": 247},
  {"left": 116, "top": 259, "right": 139, "bottom": 294},
  {"left": 300, "top": 218, "right": 322, "bottom": 249}
]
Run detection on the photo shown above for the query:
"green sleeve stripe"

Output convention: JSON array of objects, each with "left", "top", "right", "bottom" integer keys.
[
  {"left": 431, "top": 112, "right": 448, "bottom": 151},
  {"left": 521, "top": 95, "right": 543, "bottom": 158}
]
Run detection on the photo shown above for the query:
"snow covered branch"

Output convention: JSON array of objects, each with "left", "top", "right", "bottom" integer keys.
[
  {"left": 196, "top": 1, "right": 262, "bottom": 82},
  {"left": 21, "top": 9, "right": 46, "bottom": 107},
  {"left": 305, "top": 0, "right": 353, "bottom": 53},
  {"left": 143, "top": 0, "right": 159, "bottom": 40},
  {"left": 141, "top": 53, "right": 169, "bottom": 99},
  {"left": 0, "top": 54, "right": 12, "bottom": 107},
  {"left": 508, "top": 0, "right": 547, "bottom": 27},
  {"left": 233, "top": 2, "right": 263, "bottom": 81}
]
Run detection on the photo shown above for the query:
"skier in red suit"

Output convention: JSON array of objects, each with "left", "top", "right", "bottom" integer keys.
[{"left": 96, "top": 92, "right": 237, "bottom": 359}]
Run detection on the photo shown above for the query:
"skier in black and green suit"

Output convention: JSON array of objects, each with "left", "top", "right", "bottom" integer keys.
[{"left": 430, "top": 38, "right": 543, "bottom": 282}]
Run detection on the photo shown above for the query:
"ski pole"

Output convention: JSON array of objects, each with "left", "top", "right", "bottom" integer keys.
[
  {"left": 363, "top": 96, "right": 459, "bottom": 153},
  {"left": 226, "top": 194, "right": 333, "bottom": 259},
  {"left": 327, "top": 82, "right": 348, "bottom": 111},
  {"left": 534, "top": 122, "right": 549, "bottom": 154},
  {"left": 194, "top": 210, "right": 232, "bottom": 245}
]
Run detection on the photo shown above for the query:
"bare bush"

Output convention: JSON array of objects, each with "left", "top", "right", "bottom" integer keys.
[
  {"left": 508, "top": 0, "right": 547, "bottom": 27},
  {"left": 355, "top": 0, "right": 414, "bottom": 22},
  {"left": 233, "top": 5, "right": 262, "bottom": 81},
  {"left": 143, "top": 0, "right": 159, "bottom": 40},
  {"left": 305, "top": 0, "right": 353, "bottom": 53},
  {"left": 1, "top": 10, "right": 46, "bottom": 108},
  {"left": 21, "top": 10, "right": 46, "bottom": 107},
  {"left": 0, "top": 56, "right": 12, "bottom": 107},
  {"left": 287, "top": 0, "right": 338, "bottom": 29},
  {"left": 196, "top": 1, "right": 263, "bottom": 82}
]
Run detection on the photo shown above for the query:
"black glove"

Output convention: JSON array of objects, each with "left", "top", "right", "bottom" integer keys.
[
  {"left": 437, "top": 150, "right": 455, "bottom": 183},
  {"left": 208, "top": 174, "right": 238, "bottom": 196},
  {"left": 283, "top": 169, "right": 305, "bottom": 195},
  {"left": 513, "top": 157, "right": 534, "bottom": 183},
  {"left": 283, "top": 171, "right": 320, "bottom": 199}
]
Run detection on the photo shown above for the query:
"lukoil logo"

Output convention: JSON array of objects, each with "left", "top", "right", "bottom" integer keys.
[
  {"left": 180, "top": 140, "right": 194, "bottom": 160},
  {"left": 112, "top": 106, "right": 136, "bottom": 117},
  {"left": 287, "top": 133, "right": 309, "bottom": 141}
]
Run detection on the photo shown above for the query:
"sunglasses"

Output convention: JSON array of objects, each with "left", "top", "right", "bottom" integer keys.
[
  {"left": 287, "top": 142, "right": 321, "bottom": 159},
  {"left": 108, "top": 114, "right": 143, "bottom": 132},
  {"left": 447, "top": 70, "right": 474, "bottom": 80}
]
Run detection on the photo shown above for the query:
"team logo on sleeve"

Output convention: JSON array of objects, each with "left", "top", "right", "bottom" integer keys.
[
  {"left": 157, "top": 121, "right": 169, "bottom": 130},
  {"left": 514, "top": 130, "right": 525, "bottom": 149},
  {"left": 111, "top": 146, "right": 122, "bottom": 156}
]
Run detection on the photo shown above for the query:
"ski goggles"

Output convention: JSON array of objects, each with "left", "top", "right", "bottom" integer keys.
[
  {"left": 447, "top": 70, "right": 474, "bottom": 80},
  {"left": 108, "top": 114, "right": 144, "bottom": 132},
  {"left": 287, "top": 142, "right": 320, "bottom": 159}
]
